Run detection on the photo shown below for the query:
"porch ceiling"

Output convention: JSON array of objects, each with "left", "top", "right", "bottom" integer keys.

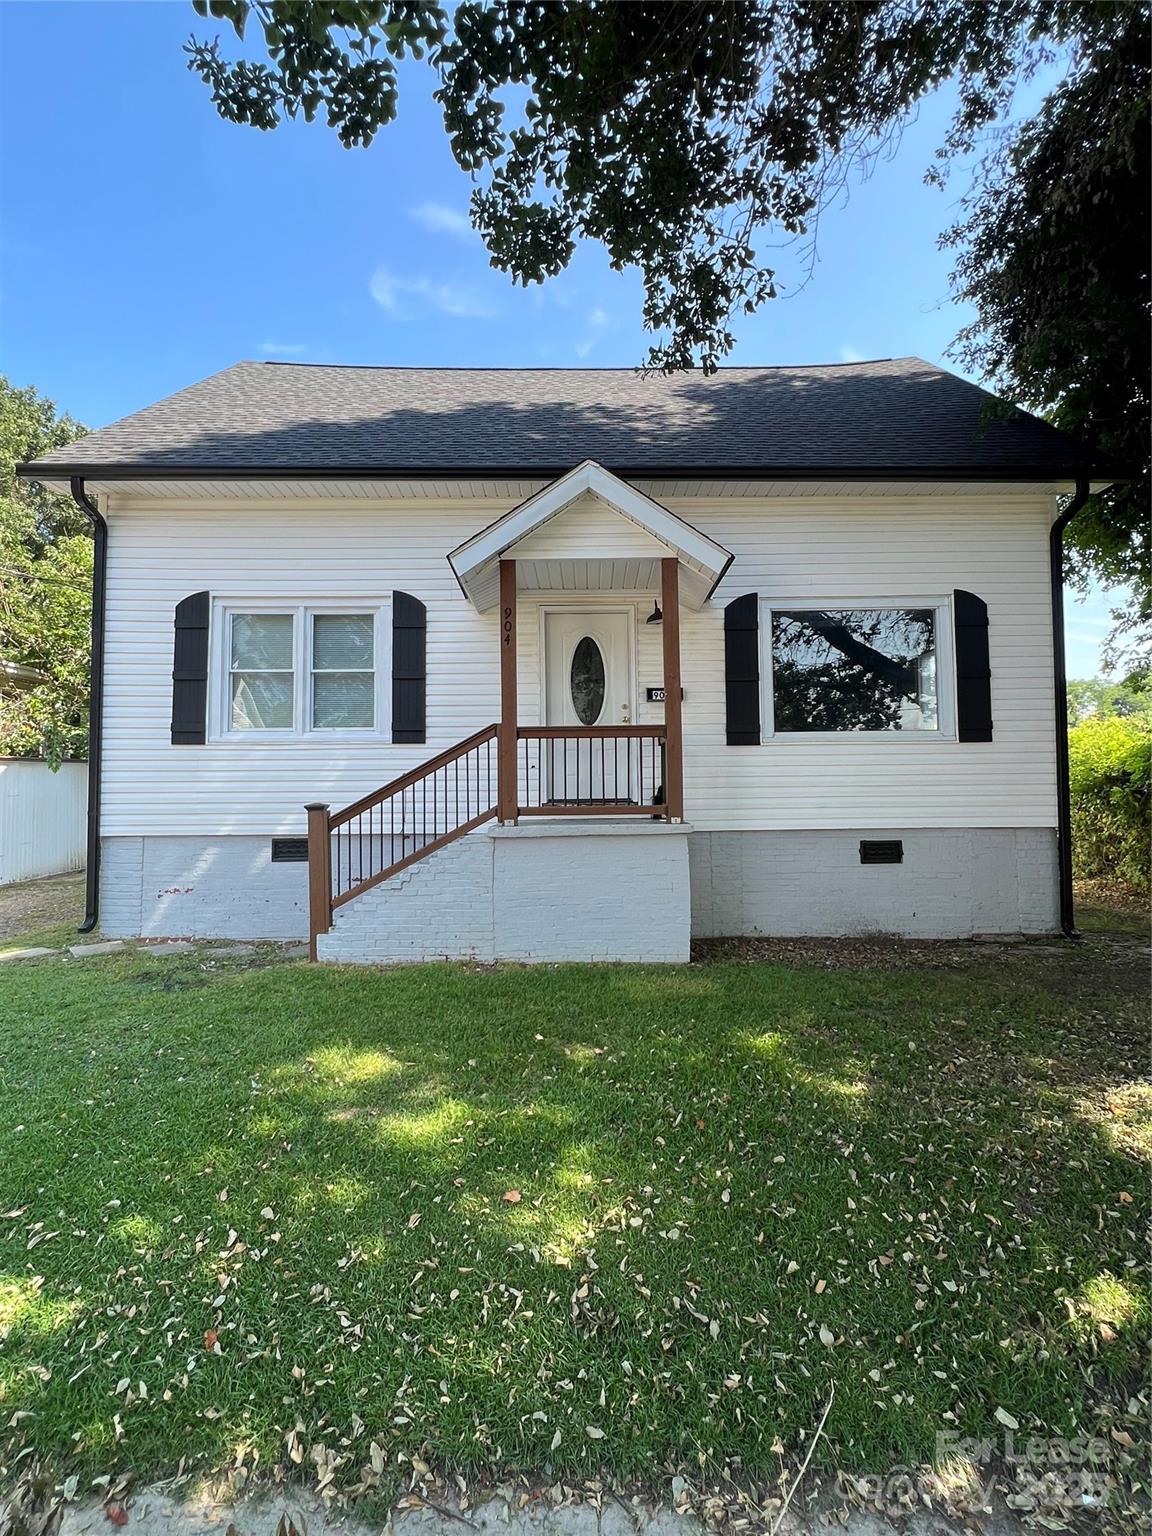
[
  {"left": 447, "top": 460, "right": 733, "bottom": 611},
  {"left": 515, "top": 557, "right": 663, "bottom": 594}
]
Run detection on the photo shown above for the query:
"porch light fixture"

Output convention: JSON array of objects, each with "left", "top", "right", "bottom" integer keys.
[{"left": 645, "top": 601, "right": 663, "bottom": 624}]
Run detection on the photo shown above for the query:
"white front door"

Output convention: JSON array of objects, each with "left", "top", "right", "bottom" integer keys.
[{"left": 543, "top": 609, "right": 635, "bottom": 803}]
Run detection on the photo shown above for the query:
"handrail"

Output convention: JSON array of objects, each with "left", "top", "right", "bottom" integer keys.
[
  {"left": 306, "top": 720, "right": 671, "bottom": 960},
  {"left": 331, "top": 722, "right": 499, "bottom": 827},
  {"left": 306, "top": 723, "right": 500, "bottom": 957},
  {"left": 516, "top": 725, "right": 665, "bottom": 739}
]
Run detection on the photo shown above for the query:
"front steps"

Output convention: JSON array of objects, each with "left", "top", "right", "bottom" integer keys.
[{"left": 316, "top": 818, "right": 692, "bottom": 965}]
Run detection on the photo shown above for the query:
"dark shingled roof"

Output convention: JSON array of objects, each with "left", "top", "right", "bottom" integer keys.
[{"left": 20, "top": 357, "right": 1096, "bottom": 479}]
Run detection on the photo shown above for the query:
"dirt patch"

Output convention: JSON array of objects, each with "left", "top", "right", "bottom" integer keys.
[
  {"left": 0, "top": 869, "right": 85, "bottom": 943},
  {"left": 694, "top": 928, "right": 1150, "bottom": 1004},
  {"left": 1076, "top": 877, "right": 1149, "bottom": 917}
]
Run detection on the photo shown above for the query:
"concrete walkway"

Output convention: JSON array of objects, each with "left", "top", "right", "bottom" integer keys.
[{"left": 47, "top": 1484, "right": 1026, "bottom": 1536}]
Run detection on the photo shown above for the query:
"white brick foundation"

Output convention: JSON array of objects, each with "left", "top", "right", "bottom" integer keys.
[
  {"left": 317, "top": 820, "right": 693, "bottom": 964},
  {"left": 97, "top": 824, "right": 1058, "bottom": 949},
  {"left": 100, "top": 835, "right": 308, "bottom": 940},
  {"left": 689, "top": 827, "right": 1059, "bottom": 939}
]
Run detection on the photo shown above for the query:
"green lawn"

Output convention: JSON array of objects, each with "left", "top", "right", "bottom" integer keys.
[{"left": 0, "top": 942, "right": 1147, "bottom": 1498}]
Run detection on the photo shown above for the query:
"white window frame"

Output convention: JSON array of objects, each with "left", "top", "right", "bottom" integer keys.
[
  {"left": 211, "top": 599, "right": 390, "bottom": 742},
  {"left": 760, "top": 595, "right": 956, "bottom": 742}
]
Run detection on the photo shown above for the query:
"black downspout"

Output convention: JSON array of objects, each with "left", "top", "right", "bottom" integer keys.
[
  {"left": 1050, "top": 476, "right": 1090, "bottom": 938},
  {"left": 69, "top": 477, "right": 106, "bottom": 933}
]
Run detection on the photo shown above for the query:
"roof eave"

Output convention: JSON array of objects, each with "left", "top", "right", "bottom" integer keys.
[{"left": 15, "top": 462, "right": 1118, "bottom": 483}]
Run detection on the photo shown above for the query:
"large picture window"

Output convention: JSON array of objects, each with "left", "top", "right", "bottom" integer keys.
[
  {"left": 768, "top": 602, "right": 949, "bottom": 734},
  {"left": 219, "top": 604, "right": 384, "bottom": 737}
]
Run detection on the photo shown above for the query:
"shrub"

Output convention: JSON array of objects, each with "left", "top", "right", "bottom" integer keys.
[{"left": 1068, "top": 714, "right": 1151, "bottom": 888}]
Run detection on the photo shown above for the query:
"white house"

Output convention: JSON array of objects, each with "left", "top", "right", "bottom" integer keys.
[{"left": 19, "top": 358, "right": 1103, "bottom": 962}]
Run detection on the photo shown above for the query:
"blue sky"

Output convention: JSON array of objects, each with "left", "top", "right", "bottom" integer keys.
[{"left": 0, "top": 1, "right": 1117, "bottom": 674}]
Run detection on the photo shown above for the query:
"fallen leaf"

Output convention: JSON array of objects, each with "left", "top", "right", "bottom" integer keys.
[
  {"left": 585, "top": 1425, "right": 604, "bottom": 1439},
  {"left": 502, "top": 1190, "right": 522, "bottom": 1204},
  {"left": 819, "top": 1325, "right": 835, "bottom": 1347},
  {"left": 204, "top": 1329, "right": 218, "bottom": 1351},
  {"left": 105, "top": 1504, "right": 129, "bottom": 1527},
  {"left": 995, "top": 1407, "right": 1020, "bottom": 1430}
]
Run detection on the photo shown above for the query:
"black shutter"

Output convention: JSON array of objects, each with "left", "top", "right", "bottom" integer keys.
[
  {"left": 724, "top": 592, "right": 761, "bottom": 745},
  {"left": 171, "top": 591, "right": 209, "bottom": 745},
  {"left": 954, "top": 589, "right": 992, "bottom": 742},
  {"left": 392, "top": 591, "right": 427, "bottom": 743}
]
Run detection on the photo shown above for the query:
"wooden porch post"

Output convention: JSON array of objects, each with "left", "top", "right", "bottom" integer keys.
[
  {"left": 305, "top": 802, "right": 332, "bottom": 961},
  {"left": 660, "top": 557, "right": 684, "bottom": 822},
  {"left": 498, "top": 559, "right": 518, "bottom": 823}
]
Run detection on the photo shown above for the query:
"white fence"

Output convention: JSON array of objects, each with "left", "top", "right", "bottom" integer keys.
[{"left": 0, "top": 759, "right": 87, "bottom": 885}]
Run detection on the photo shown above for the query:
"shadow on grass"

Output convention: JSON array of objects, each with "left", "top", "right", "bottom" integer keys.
[{"left": 0, "top": 953, "right": 1147, "bottom": 1486}]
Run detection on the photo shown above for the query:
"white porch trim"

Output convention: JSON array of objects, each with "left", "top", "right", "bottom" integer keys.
[{"left": 447, "top": 460, "right": 733, "bottom": 611}]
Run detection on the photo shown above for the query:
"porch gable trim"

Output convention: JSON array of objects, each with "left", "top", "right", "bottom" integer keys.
[{"left": 448, "top": 460, "right": 733, "bottom": 611}]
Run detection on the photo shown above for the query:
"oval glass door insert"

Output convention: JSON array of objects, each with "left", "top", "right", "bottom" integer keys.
[{"left": 570, "top": 636, "right": 606, "bottom": 724}]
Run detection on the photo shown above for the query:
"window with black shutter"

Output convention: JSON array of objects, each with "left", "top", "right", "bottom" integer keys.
[
  {"left": 392, "top": 591, "right": 427, "bottom": 744},
  {"left": 171, "top": 591, "right": 210, "bottom": 745},
  {"left": 724, "top": 592, "right": 761, "bottom": 745},
  {"left": 953, "top": 590, "right": 993, "bottom": 742}
]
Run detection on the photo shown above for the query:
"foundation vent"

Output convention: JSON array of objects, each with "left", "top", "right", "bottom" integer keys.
[
  {"left": 271, "top": 837, "right": 309, "bottom": 863},
  {"left": 859, "top": 839, "right": 903, "bottom": 865}
]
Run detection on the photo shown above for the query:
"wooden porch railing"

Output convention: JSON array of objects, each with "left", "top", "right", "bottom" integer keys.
[
  {"left": 306, "top": 722, "right": 499, "bottom": 958},
  {"left": 515, "top": 726, "right": 667, "bottom": 816},
  {"left": 306, "top": 723, "right": 675, "bottom": 958}
]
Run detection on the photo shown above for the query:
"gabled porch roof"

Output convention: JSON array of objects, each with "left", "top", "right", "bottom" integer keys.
[{"left": 447, "top": 460, "right": 733, "bottom": 611}]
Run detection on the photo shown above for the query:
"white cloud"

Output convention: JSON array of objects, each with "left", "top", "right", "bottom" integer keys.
[
  {"left": 259, "top": 342, "right": 308, "bottom": 356},
  {"left": 840, "top": 346, "right": 865, "bottom": 363},
  {"left": 573, "top": 306, "right": 613, "bottom": 357},
  {"left": 409, "top": 202, "right": 475, "bottom": 241},
  {"left": 369, "top": 265, "right": 497, "bottom": 320}
]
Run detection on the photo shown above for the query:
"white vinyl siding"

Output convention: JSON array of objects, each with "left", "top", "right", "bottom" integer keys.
[
  {"left": 682, "top": 498, "right": 1057, "bottom": 830},
  {"left": 100, "top": 493, "right": 1058, "bottom": 836},
  {"left": 509, "top": 492, "right": 675, "bottom": 560},
  {"left": 102, "top": 503, "right": 495, "bottom": 836}
]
